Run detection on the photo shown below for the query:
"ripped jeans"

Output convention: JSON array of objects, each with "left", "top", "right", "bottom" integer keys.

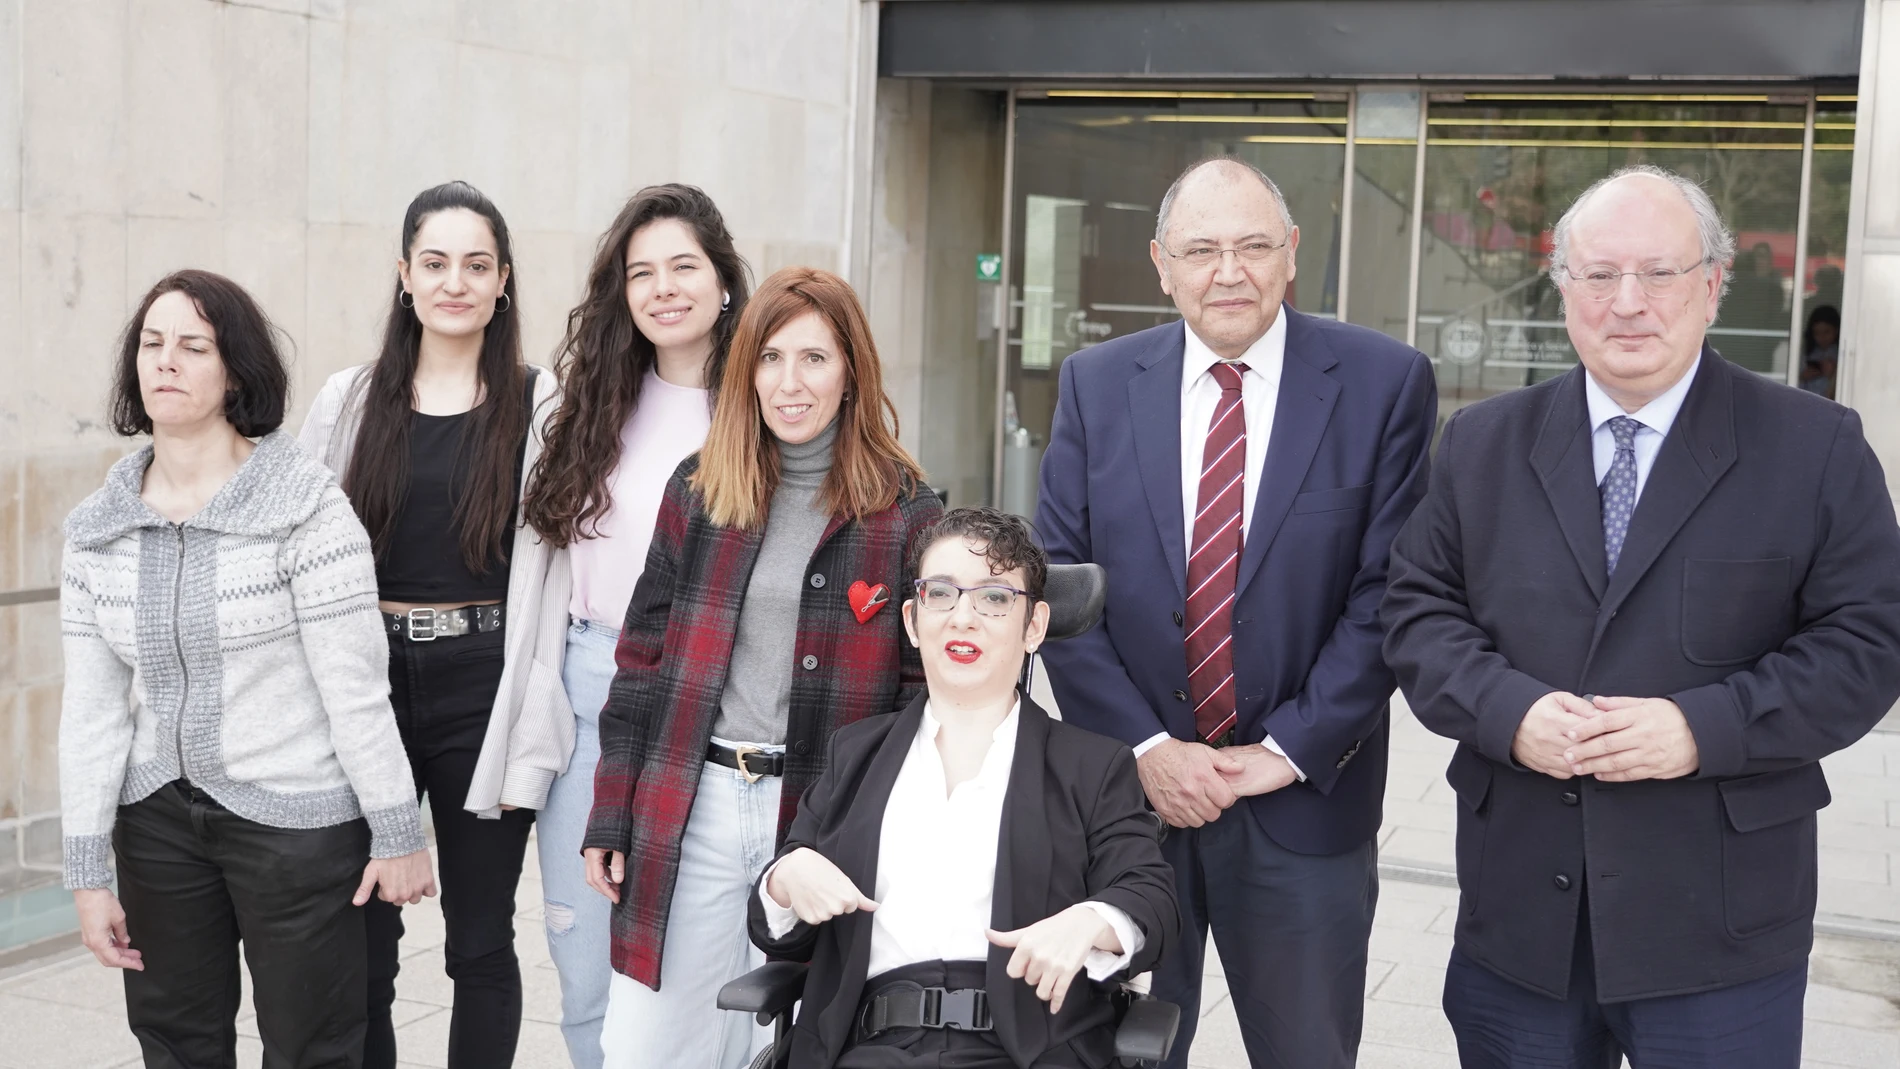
[{"left": 538, "top": 617, "right": 620, "bottom": 1069}]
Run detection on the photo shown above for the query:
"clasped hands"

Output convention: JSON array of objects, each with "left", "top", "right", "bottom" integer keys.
[
  {"left": 1511, "top": 691, "right": 1700, "bottom": 781},
  {"left": 1136, "top": 738, "right": 1296, "bottom": 829},
  {"left": 765, "top": 848, "right": 1122, "bottom": 1014}
]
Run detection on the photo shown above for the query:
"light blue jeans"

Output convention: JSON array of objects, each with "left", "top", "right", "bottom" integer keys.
[
  {"left": 540, "top": 618, "right": 620, "bottom": 1069},
  {"left": 600, "top": 752, "right": 782, "bottom": 1069}
]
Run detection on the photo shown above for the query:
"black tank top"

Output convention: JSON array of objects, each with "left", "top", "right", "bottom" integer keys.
[{"left": 374, "top": 371, "right": 533, "bottom": 603}]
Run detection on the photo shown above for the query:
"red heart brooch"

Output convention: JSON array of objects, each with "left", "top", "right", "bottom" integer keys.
[{"left": 847, "top": 580, "right": 891, "bottom": 624}]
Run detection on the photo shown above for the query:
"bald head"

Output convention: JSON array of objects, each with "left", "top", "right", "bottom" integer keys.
[
  {"left": 1550, "top": 165, "right": 1735, "bottom": 305},
  {"left": 1155, "top": 158, "right": 1293, "bottom": 246},
  {"left": 1551, "top": 165, "right": 1732, "bottom": 412}
]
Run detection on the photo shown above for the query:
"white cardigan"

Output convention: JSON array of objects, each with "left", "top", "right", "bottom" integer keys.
[{"left": 298, "top": 364, "right": 576, "bottom": 817}]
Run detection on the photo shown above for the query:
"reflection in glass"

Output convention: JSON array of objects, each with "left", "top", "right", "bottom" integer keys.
[
  {"left": 1801, "top": 94, "right": 1855, "bottom": 400},
  {"left": 1415, "top": 92, "right": 1810, "bottom": 419},
  {"left": 1005, "top": 93, "right": 1350, "bottom": 514}
]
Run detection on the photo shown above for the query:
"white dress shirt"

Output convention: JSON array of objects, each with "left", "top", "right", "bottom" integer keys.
[
  {"left": 761, "top": 702, "right": 1143, "bottom": 982},
  {"left": 1583, "top": 355, "right": 1701, "bottom": 503},
  {"left": 1131, "top": 314, "right": 1304, "bottom": 779}
]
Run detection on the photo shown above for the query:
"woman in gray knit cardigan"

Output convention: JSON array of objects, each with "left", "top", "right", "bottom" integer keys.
[{"left": 59, "top": 269, "right": 433, "bottom": 1068}]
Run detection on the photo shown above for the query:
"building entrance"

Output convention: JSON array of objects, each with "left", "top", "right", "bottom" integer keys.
[{"left": 997, "top": 86, "right": 1856, "bottom": 514}]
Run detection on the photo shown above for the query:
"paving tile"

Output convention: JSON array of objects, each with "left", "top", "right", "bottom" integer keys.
[
  {"left": 1804, "top": 982, "right": 1900, "bottom": 1032},
  {"left": 3, "top": 955, "right": 126, "bottom": 1009},
  {"left": 1371, "top": 892, "right": 1444, "bottom": 933},
  {"left": 1358, "top": 1040, "right": 1464, "bottom": 1069},
  {"left": 1380, "top": 827, "right": 1456, "bottom": 869},
  {"left": 1364, "top": 958, "right": 1397, "bottom": 997},
  {"left": 1802, "top": 1020, "right": 1900, "bottom": 1068},
  {"left": 0, "top": 992, "right": 143, "bottom": 1068},
  {"left": 1183, "top": 996, "right": 1248, "bottom": 1068},
  {"left": 1370, "top": 962, "right": 1448, "bottom": 1008},
  {"left": 1361, "top": 998, "right": 1461, "bottom": 1055}
]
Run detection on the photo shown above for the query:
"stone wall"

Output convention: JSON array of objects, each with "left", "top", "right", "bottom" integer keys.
[
  {"left": 1843, "top": 0, "right": 1900, "bottom": 505},
  {"left": 0, "top": 0, "right": 871, "bottom": 909}
]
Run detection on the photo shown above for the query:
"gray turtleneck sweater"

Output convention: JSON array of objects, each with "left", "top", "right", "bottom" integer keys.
[{"left": 713, "top": 420, "right": 838, "bottom": 745}]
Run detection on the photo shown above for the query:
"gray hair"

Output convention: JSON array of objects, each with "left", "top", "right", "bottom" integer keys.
[
  {"left": 1154, "top": 157, "right": 1296, "bottom": 246},
  {"left": 1547, "top": 164, "right": 1736, "bottom": 304}
]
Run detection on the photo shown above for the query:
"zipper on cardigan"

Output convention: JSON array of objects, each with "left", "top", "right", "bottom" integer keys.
[{"left": 171, "top": 524, "right": 191, "bottom": 778}]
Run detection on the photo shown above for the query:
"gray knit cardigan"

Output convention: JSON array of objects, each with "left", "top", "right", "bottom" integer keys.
[{"left": 58, "top": 431, "right": 426, "bottom": 890}]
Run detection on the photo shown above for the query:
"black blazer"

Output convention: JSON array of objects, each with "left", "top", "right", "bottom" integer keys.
[
  {"left": 1382, "top": 350, "right": 1900, "bottom": 1002},
  {"left": 747, "top": 692, "right": 1179, "bottom": 1069}
]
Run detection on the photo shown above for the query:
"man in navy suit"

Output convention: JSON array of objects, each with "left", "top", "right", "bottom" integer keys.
[
  {"left": 1036, "top": 157, "right": 1438, "bottom": 1068},
  {"left": 1383, "top": 166, "right": 1900, "bottom": 1067}
]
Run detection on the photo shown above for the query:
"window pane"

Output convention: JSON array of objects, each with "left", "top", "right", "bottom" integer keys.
[
  {"left": 1003, "top": 92, "right": 1349, "bottom": 515},
  {"left": 1414, "top": 92, "right": 1808, "bottom": 420},
  {"left": 1800, "top": 93, "right": 1855, "bottom": 400}
]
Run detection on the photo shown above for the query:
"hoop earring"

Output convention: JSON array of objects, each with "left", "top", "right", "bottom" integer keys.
[
  {"left": 398, "top": 290, "right": 414, "bottom": 309},
  {"left": 721, "top": 291, "right": 731, "bottom": 311},
  {"left": 495, "top": 293, "right": 511, "bottom": 313}
]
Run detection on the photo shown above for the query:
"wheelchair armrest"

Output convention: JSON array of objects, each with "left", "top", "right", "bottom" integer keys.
[
  {"left": 716, "top": 961, "right": 810, "bottom": 1024},
  {"left": 1113, "top": 997, "right": 1181, "bottom": 1065}
]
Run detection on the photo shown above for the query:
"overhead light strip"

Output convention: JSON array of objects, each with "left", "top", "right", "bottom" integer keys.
[
  {"left": 1426, "top": 137, "right": 1802, "bottom": 151},
  {"left": 1045, "top": 90, "right": 1318, "bottom": 100}
]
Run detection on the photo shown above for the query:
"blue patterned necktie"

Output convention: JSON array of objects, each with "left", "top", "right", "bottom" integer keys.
[{"left": 1600, "top": 416, "right": 1642, "bottom": 575}]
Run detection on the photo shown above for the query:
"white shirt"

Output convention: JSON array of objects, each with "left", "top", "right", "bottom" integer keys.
[
  {"left": 761, "top": 702, "right": 1143, "bottom": 982},
  {"left": 1583, "top": 355, "right": 1701, "bottom": 504},
  {"left": 1132, "top": 314, "right": 1303, "bottom": 779}
]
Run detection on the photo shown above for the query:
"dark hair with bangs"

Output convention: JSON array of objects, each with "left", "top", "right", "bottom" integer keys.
[
  {"left": 111, "top": 269, "right": 290, "bottom": 438},
  {"left": 909, "top": 506, "right": 1049, "bottom": 601}
]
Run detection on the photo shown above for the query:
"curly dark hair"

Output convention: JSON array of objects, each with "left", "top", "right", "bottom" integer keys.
[
  {"left": 524, "top": 184, "right": 751, "bottom": 547},
  {"left": 908, "top": 506, "right": 1048, "bottom": 601}
]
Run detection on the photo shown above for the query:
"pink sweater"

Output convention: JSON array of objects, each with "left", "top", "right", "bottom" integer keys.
[{"left": 568, "top": 370, "right": 713, "bottom": 626}]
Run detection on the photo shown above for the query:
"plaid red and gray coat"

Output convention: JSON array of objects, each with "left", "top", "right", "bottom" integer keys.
[{"left": 582, "top": 454, "right": 942, "bottom": 986}]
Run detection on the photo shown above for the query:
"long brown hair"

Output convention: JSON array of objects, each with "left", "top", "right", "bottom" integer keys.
[
  {"left": 694, "top": 267, "right": 925, "bottom": 530},
  {"left": 524, "top": 185, "right": 750, "bottom": 547},
  {"left": 341, "top": 181, "right": 526, "bottom": 573}
]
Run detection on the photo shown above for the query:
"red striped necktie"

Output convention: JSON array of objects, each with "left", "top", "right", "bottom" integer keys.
[{"left": 1186, "top": 360, "right": 1248, "bottom": 742}]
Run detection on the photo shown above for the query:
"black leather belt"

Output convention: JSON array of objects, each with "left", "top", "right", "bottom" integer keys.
[
  {"left": 1199, "top": 727, "right": 1237, "bottom": 749},
  {"left": 383, "top": 605, "right": 505, "bottom": 642},
  {"left": 856, "top": 981, "right": 992, "bottom": 1041},
  {"left": 706, "top": 741, "right": 785, "bottom": 783}
]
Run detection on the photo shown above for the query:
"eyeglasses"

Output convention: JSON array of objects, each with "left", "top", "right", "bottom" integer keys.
[
  {"left": 1165, "top": 239, "right": 1289, "bottom": 271},
  {"left": 1563, "top": 259, "right": 1710, "bottom": 301},
  {"left": 912, "top": 579, "right": 1031, "bottom": 618}
]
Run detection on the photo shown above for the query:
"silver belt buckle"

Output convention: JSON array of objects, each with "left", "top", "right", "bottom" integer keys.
[{"left": 407, "top": 607, "right": 439, "bottom": 641}]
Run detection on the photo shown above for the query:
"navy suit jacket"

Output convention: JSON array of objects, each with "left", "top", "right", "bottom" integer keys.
[{"left": 1036, "top": 308, "right": 1437, "bottom": 855}]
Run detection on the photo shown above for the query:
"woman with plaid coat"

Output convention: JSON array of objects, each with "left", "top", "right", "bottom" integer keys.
[{"left": 581, "top": 267, "right": 944, "bottom": 1069}]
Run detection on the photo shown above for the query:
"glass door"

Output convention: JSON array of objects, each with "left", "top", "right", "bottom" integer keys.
[
  {"left": 1413, "top": 91, "right": 1812, "bottom": 420},
  {"left": 1002, "top": 90, "right": 1350, "bottom": 515}
]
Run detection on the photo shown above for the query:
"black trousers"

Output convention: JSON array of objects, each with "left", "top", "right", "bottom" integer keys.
[
  {"left": 116, "top": 780, "right": 371, "bottom": 1069},
  {"left": 365, "top": 626, "right": 534, "bottom": 1069},
  {"left": 1443, "top": 899, "right": 1807, "bottom": 1068},
  {"left": 1151, "top": 804, "right": 1379, "bottom": 1069}
]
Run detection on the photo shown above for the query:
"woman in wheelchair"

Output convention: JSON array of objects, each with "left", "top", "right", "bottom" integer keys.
[{"left": 746, "top": 507, "right": 1179, "bottom": 1067}]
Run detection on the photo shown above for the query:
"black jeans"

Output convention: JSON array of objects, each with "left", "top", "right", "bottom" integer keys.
[
  {"left": 365, "top": 625, "right": 535, "bottom": 1069},
  {"left": 116, "top": 780, "right": 370, "bottom": 1069}
]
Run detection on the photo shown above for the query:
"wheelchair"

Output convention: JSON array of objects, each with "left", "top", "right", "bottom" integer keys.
[{"left": 717, "top": 563, "right": 1183, "bottom": 1068}]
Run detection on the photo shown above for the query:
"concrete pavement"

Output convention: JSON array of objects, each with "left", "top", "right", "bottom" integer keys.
[{"left": 2, "top": 698, "right": 1897, "bottom": 1067}]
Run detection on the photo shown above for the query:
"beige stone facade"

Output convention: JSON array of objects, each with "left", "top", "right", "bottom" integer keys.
[{"left": 0, "top": 0, "right": 879, "bottom": 913}]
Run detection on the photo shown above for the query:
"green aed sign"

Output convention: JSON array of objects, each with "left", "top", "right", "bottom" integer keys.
[{"left": 976, "top": 253, "right": 1002, "bottom": 282}]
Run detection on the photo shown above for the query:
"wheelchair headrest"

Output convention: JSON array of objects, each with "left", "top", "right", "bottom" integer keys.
[{"left": 1041, "top": 563, "right": 1107, "bottom": 642}]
